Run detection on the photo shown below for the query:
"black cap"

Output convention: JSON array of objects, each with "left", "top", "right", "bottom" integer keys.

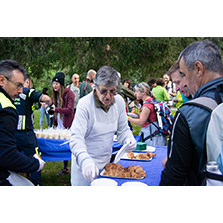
[{"left": 52, "top": 72, "right": 65, "bottom": 86}]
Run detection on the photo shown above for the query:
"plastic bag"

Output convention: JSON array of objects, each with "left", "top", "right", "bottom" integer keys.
[{"left": 7, "top": 171, "right": 34, "bottom": 186}]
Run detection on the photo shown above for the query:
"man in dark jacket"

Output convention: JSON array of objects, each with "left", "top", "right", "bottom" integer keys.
[
  {"left": 0, "top": 59, "right": 45, "bottom": 186},
  {"left": 14, "top": 74, "right": 51, "bottom": 185},
  {"left": 160, "top": 40, "right": 223, "bottom": 186}
]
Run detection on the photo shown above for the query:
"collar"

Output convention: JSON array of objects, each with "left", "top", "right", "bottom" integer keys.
[
  {"left": 0, "top": 86, "right": 14, "bottom": 104},
  {"left": 194, "top": 77, "right": 223, "bottom": 98},
  {"left": 93, "top": 89, "right": 115, "bottom": 112}
]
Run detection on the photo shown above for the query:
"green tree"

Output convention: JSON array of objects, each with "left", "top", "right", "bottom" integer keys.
[{"left": 1, "top": 37, "right": 222, "bottom": 91}]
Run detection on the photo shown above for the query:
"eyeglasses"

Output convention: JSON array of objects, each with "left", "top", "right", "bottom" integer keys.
[
  {"left": 4, "top": 76, "right": 24, "bottom": 89},
  {"left": 96, "top": 86, "right": 117, "bottom": 96}
]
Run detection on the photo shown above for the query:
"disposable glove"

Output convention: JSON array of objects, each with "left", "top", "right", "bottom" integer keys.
[
  {"left": 125, "top": 138, "right": 137, "bottom": 152},
  {"left": 82, "top": 159, "right": 99, "bottom": 181},
  {"left": 33, "top": 154, "right": 46, "bottom": 172}
]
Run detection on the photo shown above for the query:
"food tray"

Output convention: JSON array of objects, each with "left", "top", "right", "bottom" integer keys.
[
  {"left": 100, "top": 169, "right": 145, "bottom": 180},
  {"left": 121, "top": 153, "right": 153, "bottom": 162}
]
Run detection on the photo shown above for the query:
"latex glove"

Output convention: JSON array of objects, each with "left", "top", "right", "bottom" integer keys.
[
  {"left": 82, "top": 159, "right": 99, "bottom": 181},
  {"left": 125, "top": 138, "right": 137, "bottom": 152},
  {"left": 33, "top": 154, "right": 46, "bottom": 172}
]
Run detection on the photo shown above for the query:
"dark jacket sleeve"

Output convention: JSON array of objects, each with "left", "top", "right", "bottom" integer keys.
[
  {"left": 0, "top": 108, "right": 39, "bottom": 176},
  {"left": 159, "top": 112, "right": 196, "bottom": 186},
  {"left": 29, "top": 89, "right": 42, "bottom": 103}
]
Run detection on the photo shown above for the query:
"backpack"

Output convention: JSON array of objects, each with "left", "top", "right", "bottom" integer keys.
[
  {"left": 185, "top": 91, "right": 223, "bottom": 185},
  {"left": 141, "top": 100, "right": 174, "bottom": 142}
]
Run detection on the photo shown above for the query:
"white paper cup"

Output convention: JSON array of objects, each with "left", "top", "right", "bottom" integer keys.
[{"left": 53, "top": 133, "right": 59, "bottom": 139}]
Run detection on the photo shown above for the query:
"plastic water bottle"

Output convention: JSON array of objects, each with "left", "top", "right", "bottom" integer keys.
[{"left": 206, "top": 161, "right": 223, "bottom": 186}]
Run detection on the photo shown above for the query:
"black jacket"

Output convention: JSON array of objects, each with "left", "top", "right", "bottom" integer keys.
[
  {"left": 160, "top": 77, "right": 223, "bottom": 186},
  {"left": 0, "top": 87, "right": 39, "bottom": 180}
]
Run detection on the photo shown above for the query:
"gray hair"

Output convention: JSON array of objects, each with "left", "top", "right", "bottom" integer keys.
[
  {"left": 93, "top": 65, "right": 120, "bottom": 87},
  {"left": 178, "top": 40, "right": 223, "bottom": 74},
  {"left": 134, "top": 82, "right": 156, "bottom": 100},
  {"left": 0, "top": 59, "right": 26, "bottom": 78}
]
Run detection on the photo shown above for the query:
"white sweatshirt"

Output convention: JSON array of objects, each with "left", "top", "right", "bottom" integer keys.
[{"left": 69, "top": 91, "right": 134, "bottom": 184}]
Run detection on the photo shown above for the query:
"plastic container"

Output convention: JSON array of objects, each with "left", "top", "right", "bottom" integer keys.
[
  {"left": 147, "top": 146, "right": 156, "bottom": 152},
  {"left": 135, "top": 142, "right": 147, "bottom": 151},
  {"left": 206, "top": 161, "right": 223, "bottom": 186},
  {"left": 90, "top": 178, "right": 118, "bottom": 186}
]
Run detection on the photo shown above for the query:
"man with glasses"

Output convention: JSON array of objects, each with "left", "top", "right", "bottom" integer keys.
[
  {"left": 70, "top": 65, "right": 137, "bottom": 186},
  {"left": 0, "top": 59, "right": 45, "bottom": 186}
]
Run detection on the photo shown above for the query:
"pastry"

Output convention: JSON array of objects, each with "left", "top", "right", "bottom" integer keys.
[{"left": 103, "top": 163, "right": 146, "bottom": 179}]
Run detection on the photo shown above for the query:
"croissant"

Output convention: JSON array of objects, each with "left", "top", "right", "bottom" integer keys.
[
  {"left": 127, "top": 152, "right": 135, "bottom": 159},
  {"left": 103, "top": 163, "right": 146, "bottom": 179}
]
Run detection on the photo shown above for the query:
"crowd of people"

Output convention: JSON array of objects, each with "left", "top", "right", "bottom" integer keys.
[{"left": 1, "top": 39, "right": 223, "bottom": 186}]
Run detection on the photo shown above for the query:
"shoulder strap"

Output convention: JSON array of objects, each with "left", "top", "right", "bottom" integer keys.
[
  {"left": 206, "top": 171, "right": 223, "bottom": 181},
  {"left": 142, "top": 100, "right": 163, "bottom": 137},
  {"left": 186, "top": 96, "right": 221, "bottom": 168},
  {"left": 143, "top": 101, "right": 153, "bottom": 105},
  {"left": 185, "top": 97, "right": 218, "bottom": 112}
]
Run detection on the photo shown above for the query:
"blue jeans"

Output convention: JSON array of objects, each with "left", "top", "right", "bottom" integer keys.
[{"left": 39, "top": 106, "right": 50, "bottom": 128}]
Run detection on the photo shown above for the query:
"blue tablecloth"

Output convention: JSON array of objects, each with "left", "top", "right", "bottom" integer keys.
[
  {"left": 37, "top": 137, "right": 167, "bottom": 186},
  {"left": 37, "top": 135, "right": 141, "bottom": 161},
  {"left": 37, "top": 138, "right": 71, "bottom": 161},
  {"left": 100, "top": 146, "right": 167, "bottom": 186}
]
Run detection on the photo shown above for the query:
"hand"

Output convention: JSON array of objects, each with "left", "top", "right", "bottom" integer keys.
[
  {"left": 162, "top": 156, "right": 168, "bottom": 169},
  {"left": 125, "top": 138, "right": 137, "bottom": 152},
  {"left": 127, "top": 116, "right": 132, "bottom": 122},
  {"left": 82, "top": 159, "right": 99, "bottom": 181},
  {"left": 33, "top": 154, "right": 46, "bottom": 172},
  {"left": 40, "top": 102, "right": 47, "bottom": 109}
]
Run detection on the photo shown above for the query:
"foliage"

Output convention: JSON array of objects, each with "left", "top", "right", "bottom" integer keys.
[{"left": 1, "top": 37, "right": 223, "bottom": 92}]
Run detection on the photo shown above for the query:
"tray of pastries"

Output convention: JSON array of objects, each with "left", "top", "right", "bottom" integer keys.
[
  {"left": 101, "top": 163, "right": 146, "bottom": 179},
  {"left": 121, "top": 151, "right": 156, "bottom": 161}
]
